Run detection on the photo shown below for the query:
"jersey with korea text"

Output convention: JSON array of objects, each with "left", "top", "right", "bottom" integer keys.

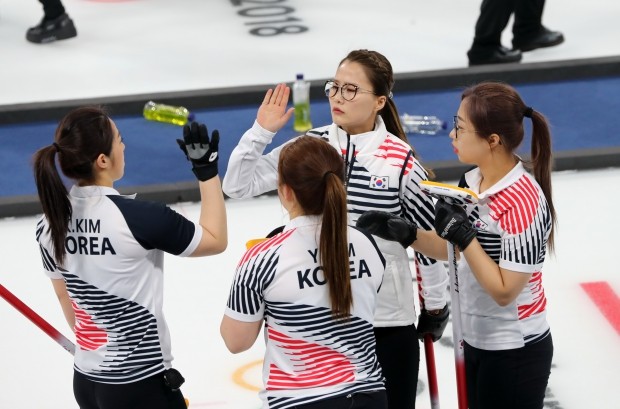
[
  {"left": 222, "top": 116, "right": 448, "bottom": 326},
  {"left": 458, "top": 163, "right": 552, "bottom": 350},
  {"left": 36, "top": 185, "right": 202, "bottom": 384},
  {"left": 225, "top": 215, "right": 386, "bottom": 409}
]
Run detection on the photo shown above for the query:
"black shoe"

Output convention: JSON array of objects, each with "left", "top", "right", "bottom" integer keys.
[
  {"left": 513, "top": 27, "right": 564, "bottom": 52},
  {"left": 26, "top": 13, "right": 77, "bottom": 44},
  {"left": 468, "top": 47, "right": 522, "bottom": 66}
]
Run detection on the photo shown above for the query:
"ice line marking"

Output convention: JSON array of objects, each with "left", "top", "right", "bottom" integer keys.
[{"left": 580, "top": 281, "right": 620, "bottom": 335}]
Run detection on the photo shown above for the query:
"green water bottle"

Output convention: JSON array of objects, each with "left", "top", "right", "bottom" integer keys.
[
  {"left": 143, "top": 101, "right": 195, "bottom": 126},
  {"left": 292, "top": 73, "right": 312, "bottom": 133}
]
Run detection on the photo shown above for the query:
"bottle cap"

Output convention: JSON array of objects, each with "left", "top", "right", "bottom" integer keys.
[
  {"left": 296, "top": 73, "right": 304, "bottom": 80},
  {"left": 188, "top": 112, "right": 195, "bottom": 122},
  {"left": 441, "top": 121, "right": 447, "bottom": 130}
]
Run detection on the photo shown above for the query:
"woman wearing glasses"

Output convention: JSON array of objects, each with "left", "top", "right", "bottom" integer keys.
[
  {"left": 221, "top": 136, "right": 388, "bottom": 409},
  {"left": 439, "top": 81, "right": 555, "bottom": 409},
  {"left": 223, "top": 49, "right": 449, "bottom": 409},
  {"left": 361, "top": 81, "right": 556, "bottom": 409}
]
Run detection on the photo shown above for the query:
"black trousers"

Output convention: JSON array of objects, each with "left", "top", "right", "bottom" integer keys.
[
  {"left": 73, "top": 370, "right": 187, "bottom": 409},
  {"left": 374, "top": 324, "right": 420, "bottom": 409},
  {"left": 294, "top": 390, "right": 387, "bottom": 409},
  {"left": 38, "top": 0, "right": 66, "bottom": 20},
  {"left": 464, "top": 333, "right": 553, "bottom": 409},
  {"left": 468, "top": 0, "right": 546, "bottom": 58}
]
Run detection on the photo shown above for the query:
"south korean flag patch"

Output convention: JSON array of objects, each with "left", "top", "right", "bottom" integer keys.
[{"left": 369, "top": 175, "right": 389, "bottom": 190}]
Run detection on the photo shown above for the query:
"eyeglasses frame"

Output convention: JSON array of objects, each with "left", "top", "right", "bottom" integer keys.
[{"left": 324, "top": 80, "right": 377, "bottom": 101}]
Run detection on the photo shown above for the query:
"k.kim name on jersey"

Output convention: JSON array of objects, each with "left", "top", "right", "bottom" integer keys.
[{"left": 65, "top": 218, "right": 116, "bottom": 255}]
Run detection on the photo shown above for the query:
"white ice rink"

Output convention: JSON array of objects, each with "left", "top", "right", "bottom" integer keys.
[
  {"left": 1, "top": 0, "right": 619, "bottom": 105},
  {"left": 1, "top": 168, "right": 619, "bottom": 409}
]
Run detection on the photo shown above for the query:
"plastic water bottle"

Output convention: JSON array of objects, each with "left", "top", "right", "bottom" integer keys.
[
  {"left": 400, "top": 114, "right": 447, "bottom": 135},
  {"left": 143, "top": 101, "right": 195, "bottom": 126},
  {"left": 292, "top": 73, "right": 312, "bottom": 133}
]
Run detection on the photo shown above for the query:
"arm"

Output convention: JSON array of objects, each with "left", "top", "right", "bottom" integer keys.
[
  {"left": 413, "top": 229, "right": 449, "bottom": 261},
  {"left": 192, "top": 176, "right": 227, "bottom": 256},
  {"left": 462, "top": 241, "right": 532, "bottom": 306},
  {"left": 175, "top": 122, "right": 228, "bottom": 256},
  {"left": 433, "top": 199, "right": 534, "bottom": 306},
  {"left": 401, "top": 162, "right": 448, "bottom": 310},
  {"left": 51, "top": 278, "right": 75, "bottom": 331},
  {"left": 220, "top": 315, "right": 263, "bottom": 353},
  {"left": 222, "top": 84, "right": 294, "bottom": 199}
]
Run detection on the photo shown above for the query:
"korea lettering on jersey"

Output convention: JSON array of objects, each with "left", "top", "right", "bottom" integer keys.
[
  {"left": 308, "top": 119, "right": 449, "bottom": 321},
  {"left": 36, "top": 185, "right": 201, "bottom": 384},
  {"left": 458, "top": 163, "right": 552, "bottom": 350},
  {"left": 225, "top": 215, "right": 386, "bottom": 409},
  {"left": 222, "top": 116, "right": 448, "bottom": 324}
]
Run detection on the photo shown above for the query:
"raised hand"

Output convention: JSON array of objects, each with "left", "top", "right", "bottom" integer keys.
[
  {"left": 256, "top": 83, "right": 295, "bottom": 133},
  {"left": 176, "top": 122, "right": 220, "bottom": 181}
]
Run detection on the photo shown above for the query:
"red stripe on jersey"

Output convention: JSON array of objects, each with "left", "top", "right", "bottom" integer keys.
[
  {"left": 488, "top": 176, "right": 539, "bottom": 234},
  {"left": 517, "top": 272, "right": 547, "bottom": 319},
  {"left": 266, "top": 327, "right": 355, "bottom": 390},
  {"left": 72, "top": 301, "right": 108, "bottom": 350},
  {"left": 374, "top": 138, "right": 414, "bottom": 175},
  {"left": 340, "top": 148, "right": 359, "bottom": 157},
  {"left": 237, "top": 228, "right": 295, "bottom": 268}
]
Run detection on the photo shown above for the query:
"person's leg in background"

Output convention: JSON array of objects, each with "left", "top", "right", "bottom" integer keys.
[
  {"left": 26, "top": 0, "right": 77, "bottom": 44},
  {"left": 373, "top": 325, "right": 420, "bottom": 409},
  {"left": 512, "top": 0, "right": 564, "bottom": 52},
  {"left": 467, "top": 0, "right": 522, "bottom": 66}
]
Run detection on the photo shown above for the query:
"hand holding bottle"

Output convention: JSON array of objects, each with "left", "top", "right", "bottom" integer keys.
[{"left": 256, "top": 83, "right": 295, "bottom": 133}]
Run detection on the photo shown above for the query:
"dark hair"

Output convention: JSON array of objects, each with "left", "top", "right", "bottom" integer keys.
[
  {"left": 339, "top": 50, "right": 407, "bottom": 141},
  {"left": 461, "top": 81, "right": 557, "bottom": 251},
  {"left": 32, "top": 106, "right": 115, "bottom": 265},
  {"left": 340, "top": 49, "right": 434, "bottom": 177},
  {"left": 278, "top": 136, "right": 352, "bottom": 318}
]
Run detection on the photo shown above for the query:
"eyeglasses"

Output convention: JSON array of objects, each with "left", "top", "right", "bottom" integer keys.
[
  {"left": 324, "top": 80, "right": 376, "bottom": 101},
  {"left": 453, "top": 116, "right": 476, "bottom": 139}
]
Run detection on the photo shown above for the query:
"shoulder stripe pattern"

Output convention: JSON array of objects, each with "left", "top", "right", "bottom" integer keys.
[
  {"left": 374, "top": 139, "right": 413, "bottom": 174},
  {"left": 487, "top": 175, "right": 551, "bottom": 265},
  {"left": 228, "top": 230, "right": 295, "bottom": 316},
  {"left": 488, "top": 176, "right": 539, "bottom": 234}
]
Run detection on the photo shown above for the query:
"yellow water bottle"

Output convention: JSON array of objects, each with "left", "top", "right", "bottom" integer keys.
[
  {"left": 143, "top": 101, "right": 194, "bottom": 126},
  {"left": 292, "top": 74, "right": 312, "bottom": 133}
]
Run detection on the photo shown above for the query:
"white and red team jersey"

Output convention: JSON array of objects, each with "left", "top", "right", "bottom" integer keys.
[
  {"left": 222, "top": 116, "right": 448, "bottom": 327},
  {"left": 458, "top": 163, "right": 552, "bottom": 350},
  {"left": 224, "top": 215, "right": 386, "bottom": 409},
  {"left": 36, "top": 185, "right": 202, "bottom": 384}
]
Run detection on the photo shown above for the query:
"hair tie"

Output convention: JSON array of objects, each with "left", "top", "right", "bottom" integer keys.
[
  {"left": 388, "top": 91, "right": 394, "bottom": 99},
  {"left": 523, "top": 107, "right": 534, "bottom": 118},
  {"left": 323, "top": 171, "right": 335, "bottom": 182},
  {"left": 52, "top": 142, "right": 61, "bottom": 153}
]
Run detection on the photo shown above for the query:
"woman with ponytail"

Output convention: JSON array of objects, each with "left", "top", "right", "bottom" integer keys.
[
  {"left": 221, "top": 136, "right": 387, "bottom": 409},
  {"left": 33, "top": 106, "right": 227, "bottom": 409},
  {"left": 223, "top": 49, "right": 449, "bottom": 409},
  {"left": 378, "top": 81, "right": 556, "bottom": 408}
]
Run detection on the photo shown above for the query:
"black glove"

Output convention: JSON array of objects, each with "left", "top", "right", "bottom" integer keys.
[
  {"left": 356, "top": 210, "right": 417, "bottom": 248},
  {"left": 417, "top": 305, "right": 449, "bottom": 342},
  {"left": 176, "top": 122, "right": 220, "bottom": 181},
  {"left": 434, "top": 199, "right": 476, "bottom": 250}
]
